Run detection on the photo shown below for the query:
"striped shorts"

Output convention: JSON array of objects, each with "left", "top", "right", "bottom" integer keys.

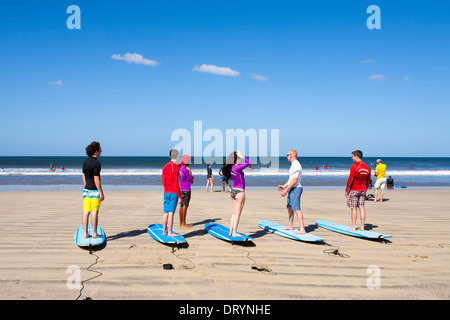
[
  {"left": 83, "top": 189, "right": 101, "bottom": 212},
  {"left": 346, "top": 190, "right": 366, "bottom": 209}
]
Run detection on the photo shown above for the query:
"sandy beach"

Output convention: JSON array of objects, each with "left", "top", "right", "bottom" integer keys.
[{"left": 0, "top": 188, "right": 449, "bottom": 300}]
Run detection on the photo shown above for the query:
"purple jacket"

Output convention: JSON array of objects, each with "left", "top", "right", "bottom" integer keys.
[
  {"left": 231, "top": 157, "right": 252, "bottom": 190},
  {"left": 179, "top": 165, "right": 193, "bottom": 191}
]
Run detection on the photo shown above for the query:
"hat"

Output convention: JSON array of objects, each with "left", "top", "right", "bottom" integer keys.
[
  {"left": 376, "top": 159, "right": 382, "bottom": 163},
  {"left": 182, "top": 155, "right": 191, "bottom": 164}
]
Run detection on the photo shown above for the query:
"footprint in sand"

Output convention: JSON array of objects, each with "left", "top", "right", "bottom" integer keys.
[{"left": 408, "top": 255, "right": 429, "bottom": 262}]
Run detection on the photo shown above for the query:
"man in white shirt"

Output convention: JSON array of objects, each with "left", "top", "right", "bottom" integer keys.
[{"left": 278, "top": 149, "right": 305, "bottom": 234}]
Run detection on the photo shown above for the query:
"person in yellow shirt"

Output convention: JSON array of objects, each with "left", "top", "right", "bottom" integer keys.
[{"left": 374, "top": 159, "right": 387, "bottom": 202}]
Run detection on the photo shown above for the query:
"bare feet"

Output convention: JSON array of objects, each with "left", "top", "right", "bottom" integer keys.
[
  {"left": 164, "top": 232, "right": 178, "bottom": 237},
  {"left": 282, "top": 226, "right": 294, "bottom": 230},
  {"left": 84, "top": 234, "right": 92, "bottom": 239},
  {"left": 180, "top": 224, "right": 192, "bottom": 228},
  {"left": 294, "top": 229, "right": 306, "bottom": 235}
]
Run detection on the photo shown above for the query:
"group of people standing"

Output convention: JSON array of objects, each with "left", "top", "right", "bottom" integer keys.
[
  {"left": 80, "top": 141, "right": 388, "bottom": 240},
  {"left": 162, "top": 149, "right": 253, "bottom": 237}
]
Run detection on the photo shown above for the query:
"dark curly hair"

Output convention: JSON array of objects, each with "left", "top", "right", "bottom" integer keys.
[
  {"left": 85, "top": 141, "right": 101, "bottom": 157},
  {"left": 220, "top": 151, "right": 238, "bottom": 180}
]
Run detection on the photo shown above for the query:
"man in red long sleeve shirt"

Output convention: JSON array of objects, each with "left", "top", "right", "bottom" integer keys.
[
  {"left": 162, "top": 149, "right": 184, "bottom": 236},
  {"left": 345, "top": 150, "right": 371, "bottom": 231}
]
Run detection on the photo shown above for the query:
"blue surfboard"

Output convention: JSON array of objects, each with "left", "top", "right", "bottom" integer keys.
[
  {"left": 148, "top": 223, "right": 187, "bottom": 244},
  {"left": 204, "top": 223, "right": 253, "bottom": 242},
  {"left": 394, "top": 183, "right": 407, "bottom": 188},
  {"left": 316, "top": 220, "right": 392, "bottom": 239},
  {"left": 258, "top": 220, "right": 324, "bottom": 242},
  {"left": 75, "top": 224, "right": 106, "bottom": 247}
]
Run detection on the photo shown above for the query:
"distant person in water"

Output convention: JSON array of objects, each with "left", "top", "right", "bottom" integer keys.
[
  {"left": 221, "top": 151, "right": 252, "bottom": 237},
  {"left": 206, "top": 163, "right": 213, "bottom": 192},
  {"left": 278, "top": 150, "right": 306, "bottom": 234},
  {"left": 82, "top": 141, "right": 104, "bottom": 239},
  {"left": 345, "top": 150, "right": 371, "bottom": 231},
  {"left": 162, "top": 149, "right": 185, "bottom": 236},
  {"left": 179, "top": 155, "right": 193, "bottom": 228}
]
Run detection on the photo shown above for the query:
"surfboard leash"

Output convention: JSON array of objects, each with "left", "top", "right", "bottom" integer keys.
[
  {"left": 232, "top": 245, "right": 277, "bottom": 276},
  {"left": 322, "top": 242, "right": 350, "bottom": 258},
  {"left": 76, "top": 244, "right": 103, "bottom": 300},
  {"left": 171, "top": 246, "right": 196, "bottom": 270}
]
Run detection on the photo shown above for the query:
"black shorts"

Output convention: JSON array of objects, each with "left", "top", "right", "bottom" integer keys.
[{"left": 180, "top": 191, "right": 191, "bottom": 207}]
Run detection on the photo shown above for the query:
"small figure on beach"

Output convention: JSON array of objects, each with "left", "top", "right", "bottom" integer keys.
[
  {"left": 277, "top": 150, "right": 306, "bottom": 234},
  {"left": 82, "top": 141, "right": 104, "bottom": 239},
  {"left": 179, "top": 155, "right": 193, "bottom": 228},
  {"left": 162, "top": 149, "right": 184, "bottom": 236},
  {"left": 206, "top": 163, "right": 213, "bottom": 192},
  {"left": 374, "top": 159, "right": 387, "bottom": 202},
  {"left": 345, "top": 150, "right": 371, "bottom": 231},
  {"left": 386, "top": 175, "right": 394, "bottom": 189},
  {"left": 49, "top": 164, "right": 55, "bottom": 171},
  {"left": 219, "top": 163, "right": 232, "bottom": 192},
  {"left": 221, "top": 151, "right": 252, "bottom": 237}
]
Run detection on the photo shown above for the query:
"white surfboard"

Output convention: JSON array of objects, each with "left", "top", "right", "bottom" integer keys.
[{"left": 316, "top": 220, "right": 392, "bottom": 239}]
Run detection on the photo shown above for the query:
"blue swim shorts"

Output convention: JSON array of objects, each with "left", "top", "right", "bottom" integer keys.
[
  {"left": 286, "top": 186, "right": 303, "bottom": 211},
  {"left": 163, "top": 193, "right": 178, "bottom": 213}
]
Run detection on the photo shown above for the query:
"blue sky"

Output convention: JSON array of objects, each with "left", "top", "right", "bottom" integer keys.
[{"left": 0, "top": 0, "right": 449, "bottom": 156}]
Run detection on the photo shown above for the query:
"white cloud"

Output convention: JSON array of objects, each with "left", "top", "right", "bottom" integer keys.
[
  {"left": 192, "top": 64, "right": 240, "bottom": 77},
  {"left": 403, "top": 76, "right": 410, "bottom": 82},
  {"left": 48, "top": 79, "right": 63, "bottom": 85},
  {"left": 111, "top": 53, "right": 158, "bottom": 66},
  {"left": 362, "top": 59, "right": 375, "bottom": 64},
  {"left": 249, "top": 72, "right": 268, "bottom": 82},
  {"left": 369, "top": 74, "right": 385, "bottom": 81}
]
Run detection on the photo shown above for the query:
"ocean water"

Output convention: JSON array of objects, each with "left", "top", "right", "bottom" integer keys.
[{"left": 0, "top": 156, "right": 449, "bottom": 190}]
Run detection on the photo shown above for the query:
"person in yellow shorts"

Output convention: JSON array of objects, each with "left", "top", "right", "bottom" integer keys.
[
  {"left": 374, "top": 159, "right": 387, "bottom": 202},
  {"left": 82, "top": 141, "right": 105, "bottom": 239}
]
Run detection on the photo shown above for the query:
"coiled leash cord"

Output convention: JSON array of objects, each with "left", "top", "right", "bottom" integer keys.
[{"left": 322, "top": 242, "right": 350, "bottom": 258}]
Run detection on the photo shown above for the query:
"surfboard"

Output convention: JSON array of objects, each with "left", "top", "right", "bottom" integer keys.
[
  {"left": 258, "top": 220, "right": 324, "bottom": 242},
  {"left": 147, "top": 223, "right": 187, "bottom": 244},
  {"left": 394, "top": 184, "right": 407, "bottom": 188},
  {"left": 75, "top": 224, "right": 106, "bottom": 247},
  {"left": 204, "top": 223, "right": 253, "bottom": 242},
  {"left": 316, "top": 220, "right": 392, "bottom": 239}
]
